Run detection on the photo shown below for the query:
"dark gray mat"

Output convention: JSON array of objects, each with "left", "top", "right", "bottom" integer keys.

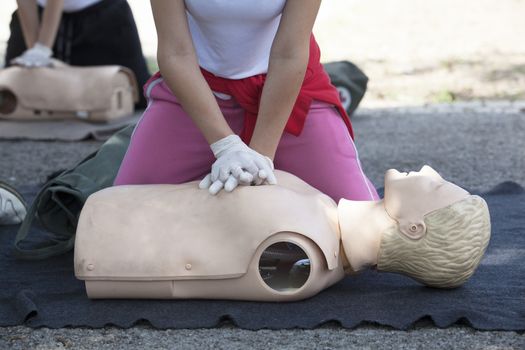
[{"left": 1, "top": 183, "right": 524, "bottom": 330}]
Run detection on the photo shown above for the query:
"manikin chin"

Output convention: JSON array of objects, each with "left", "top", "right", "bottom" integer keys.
[{"left": 74, "top": 165, "right": 491, "bottom": 301}]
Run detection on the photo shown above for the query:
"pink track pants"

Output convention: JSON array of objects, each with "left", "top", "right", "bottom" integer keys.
[{"left": 114, "top": 77, "right": 379, "bottom": 202}]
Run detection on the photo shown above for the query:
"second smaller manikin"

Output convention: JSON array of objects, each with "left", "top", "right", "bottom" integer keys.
[{"left": 74, "top": 166, "right": 490, "bottom": 301}]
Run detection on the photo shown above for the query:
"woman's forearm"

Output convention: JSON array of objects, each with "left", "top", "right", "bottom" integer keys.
[
  {"left": 37, "top": 0, "right": 64, "bottom": 47},
  {"left": 152, "top": 0, "right": 232, "bottom": 145},
  {"left": 16, "top": 0, "right": 39, "bottom": 48},
  {"left": 249, "top": 55, "right": 308, "bottom": 160},
  {"left": 157, "top": 52, "right": 234, "bottom": 144},
  {"left": 249, "top": 0, "right": 320, "bottom": 160}
]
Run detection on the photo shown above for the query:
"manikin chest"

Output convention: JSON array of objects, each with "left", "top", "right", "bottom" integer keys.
[{"left": 75, "top": 171, "right": 345, "bottom": 301}]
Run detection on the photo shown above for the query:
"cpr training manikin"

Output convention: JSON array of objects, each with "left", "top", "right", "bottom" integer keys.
[{"left": 74, "top": 165, "right": 491, "bottom": 301}]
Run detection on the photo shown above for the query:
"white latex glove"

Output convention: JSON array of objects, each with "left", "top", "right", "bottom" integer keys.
[
  {"left": 0, "top": 187, "right": 27, "bottom": 225},
  {"left": 199, "top": 134, "right": 277, "bottom": 195},
  {"left": 11, "top": 43, "right": 53, "bottom": 68},
  {"left": 199, "top": 173, "right": 239, "bottom": 195}
]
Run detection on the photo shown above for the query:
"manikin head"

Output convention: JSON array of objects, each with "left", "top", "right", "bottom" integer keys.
[{"left": 339, "top": 165, "right": 491, "bottom": 288}]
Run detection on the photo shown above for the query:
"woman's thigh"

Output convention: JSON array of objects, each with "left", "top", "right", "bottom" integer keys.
[
  {"left": 274, "top": 101, "right": 379, "bottom": 202},
  {"left": 114, "top": 81, "right": 244, "bottom": 185}
]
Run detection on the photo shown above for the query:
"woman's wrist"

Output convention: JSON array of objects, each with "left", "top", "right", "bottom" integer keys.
[
  {"left": 205, "top": 129, "right": 236, "bottom": 146},
  {"left": 249, "top": 135, "right": 279, "bottom": 161},
  {"left": 210, "top": 134, "right": 244, "bottom": 157}
]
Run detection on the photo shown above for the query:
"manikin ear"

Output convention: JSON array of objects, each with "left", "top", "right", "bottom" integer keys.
[{"left": 399, "top": 220, "right": 427, "bottom": 240}]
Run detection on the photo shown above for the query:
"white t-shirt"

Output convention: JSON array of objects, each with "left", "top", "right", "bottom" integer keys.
[
  {"left": 36, "top": 0, "right": 102, "bottom": 13},
  {"left": 185, "top": 0, "right": 286, "bottom": 79}
]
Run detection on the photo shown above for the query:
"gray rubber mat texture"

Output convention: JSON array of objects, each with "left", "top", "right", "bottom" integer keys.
[{"left": 0, "top": 183, "right": 523, "bottom": 330}]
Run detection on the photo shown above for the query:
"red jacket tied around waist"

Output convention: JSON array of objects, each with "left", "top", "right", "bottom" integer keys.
[{"left": 149, "top": 35, "right": 354, "bottom": 143}]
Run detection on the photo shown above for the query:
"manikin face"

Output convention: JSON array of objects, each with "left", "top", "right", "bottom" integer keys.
[{"left": 383, "top": 165, "right": 470, "bottom": 239}]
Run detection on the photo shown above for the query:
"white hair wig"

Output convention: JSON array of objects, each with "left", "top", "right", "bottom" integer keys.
[{"left": 377, "top": 195, "right": 491, "bottom": 288}]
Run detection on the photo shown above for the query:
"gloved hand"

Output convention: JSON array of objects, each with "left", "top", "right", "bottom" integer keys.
[
  {"left": 11, "top": 43, "right": 53, "bottom": 68},
  {"left": 199, "top": 134, "right": 277, "bottom": 195}
]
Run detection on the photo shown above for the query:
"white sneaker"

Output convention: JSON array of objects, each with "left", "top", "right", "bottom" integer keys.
[{"left": 0, "top": 182, "right": 27, "bottom": 225}]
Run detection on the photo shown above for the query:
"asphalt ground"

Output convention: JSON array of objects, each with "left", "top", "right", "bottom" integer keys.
[{"left": 0, "top": 105, "right": 524, "bottom": 349}]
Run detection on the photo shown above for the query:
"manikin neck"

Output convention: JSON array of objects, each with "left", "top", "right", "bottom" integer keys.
[{"left": 337, "top": 199, "right": 396, "bottom": 272}]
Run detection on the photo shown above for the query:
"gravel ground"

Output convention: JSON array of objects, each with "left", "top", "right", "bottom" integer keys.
[
  {"left": 0, "top": 104, "right": 524, "bottom": 349},
  {"left": 0, "top": 324, "right": 524, "bottom": 350},
  {"left": 1, "top": 104, "right": 523, "bottom": 191}
]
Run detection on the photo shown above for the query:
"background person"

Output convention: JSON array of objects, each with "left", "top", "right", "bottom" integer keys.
[{"left": 4, "top": 0, "right": 150, "bottom": 108}]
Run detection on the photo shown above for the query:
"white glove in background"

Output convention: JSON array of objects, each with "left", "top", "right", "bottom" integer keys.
[
  {"left": 11, "top": 43, "right": 53, "bottom": 68},
  {"left": 0, "top": 187, "right": 27, "bottom": 225},
  {"left": 199, "top": 134, "right": 277, "bottom": 195}
]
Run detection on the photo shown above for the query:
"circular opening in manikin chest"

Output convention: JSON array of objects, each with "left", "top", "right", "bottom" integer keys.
[
  {"left": 258, "top": 242, "right": 311, "bottom": 292},
  {"left": 0, "top": 90, "right": 17, "bottom": 115}
]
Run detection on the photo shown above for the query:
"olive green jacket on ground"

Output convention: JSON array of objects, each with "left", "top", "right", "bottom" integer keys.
[{"left": 14, "top": 125, "right": 134, "bottom": 260}]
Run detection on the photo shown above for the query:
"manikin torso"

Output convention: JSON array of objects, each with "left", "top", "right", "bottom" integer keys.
[
  {"left": 75, "top": 171, "right": 345, "bottom": 301},
  {"left": 75, "top": 167, "right": 488, "bottom": 301}
]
